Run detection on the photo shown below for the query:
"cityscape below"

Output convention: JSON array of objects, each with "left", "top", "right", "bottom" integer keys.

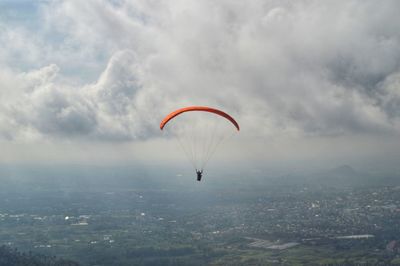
[{"left": 1, "top": 164, "right": 400, "bottom": 265}]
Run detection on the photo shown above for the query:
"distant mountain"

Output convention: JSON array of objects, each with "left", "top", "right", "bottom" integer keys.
[
  {"left": 312, "top": 165, "right": 400, "bottom": 188},
  {"left": 313, "top": 165, "right": 364, "bottom": 187},
  {"left": 263, "top": 165, "right": 400, "bottom": 188},
  {"left": 326, "top": 165, "right": 357, "bottom": 176}
]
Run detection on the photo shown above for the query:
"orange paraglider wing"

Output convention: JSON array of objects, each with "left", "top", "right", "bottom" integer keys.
[{"left": 160, "top": 106, "right": 240, "bottom": 131}]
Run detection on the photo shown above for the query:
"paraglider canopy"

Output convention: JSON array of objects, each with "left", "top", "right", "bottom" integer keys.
[{"left": 160, "top": 106, "right": 240, "bottom": 131}]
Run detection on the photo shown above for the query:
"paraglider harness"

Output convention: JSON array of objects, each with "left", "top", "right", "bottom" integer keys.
[{"left": 196, "top": 169, "right": 203, "bottom": 181}]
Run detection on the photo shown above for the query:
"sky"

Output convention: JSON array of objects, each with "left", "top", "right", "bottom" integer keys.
[{"left": 1, "top": 0, "right": 400, "bottom": 173}]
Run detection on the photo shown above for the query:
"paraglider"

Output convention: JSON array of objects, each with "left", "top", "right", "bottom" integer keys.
[{"left": 160, "top": 106, "right": 239, "bottom": 181}]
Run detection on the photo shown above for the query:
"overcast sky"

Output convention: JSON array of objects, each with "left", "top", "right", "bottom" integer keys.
[{"left": 1, "top": 0, "right": 400, "bottom": 172}]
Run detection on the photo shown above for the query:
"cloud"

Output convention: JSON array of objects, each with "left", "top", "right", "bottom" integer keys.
[
  {"left": 1, "top": 0, "right": 400, "bottom": 144},
  {"left": 0, "top": 50, "right": 162, "bottom": 141}
]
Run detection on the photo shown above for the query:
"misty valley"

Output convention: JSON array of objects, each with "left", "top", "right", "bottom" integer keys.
[{"left": 1, "top": 165, "right": 400, "bottom": 265}]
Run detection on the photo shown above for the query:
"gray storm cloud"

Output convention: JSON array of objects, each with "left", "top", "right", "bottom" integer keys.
[{"left": 1, "top": 0, "right": 400, "bottom": 142}]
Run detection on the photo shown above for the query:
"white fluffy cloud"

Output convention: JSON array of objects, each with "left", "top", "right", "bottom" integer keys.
[
  {"left": 1, "top": 0, "right": 400, "bottom": 146},
  {"left": 0, "top": 50, "right": 160, "bottom": 141}
]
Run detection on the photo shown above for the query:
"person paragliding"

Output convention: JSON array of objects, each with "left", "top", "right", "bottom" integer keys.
[
  {"left": 196, "top": 169, "right": 203, "bottom": 181},
  {"left": 160, "top": 106, "right": 239, "bottom": 182}
]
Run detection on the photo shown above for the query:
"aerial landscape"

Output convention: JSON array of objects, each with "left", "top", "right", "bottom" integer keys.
[
  {"left": 2, "top": 165, "right": 400, "bottom": 265},
  {"left": 1, "top": 0, "right": 400, "bottom": 265}
]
